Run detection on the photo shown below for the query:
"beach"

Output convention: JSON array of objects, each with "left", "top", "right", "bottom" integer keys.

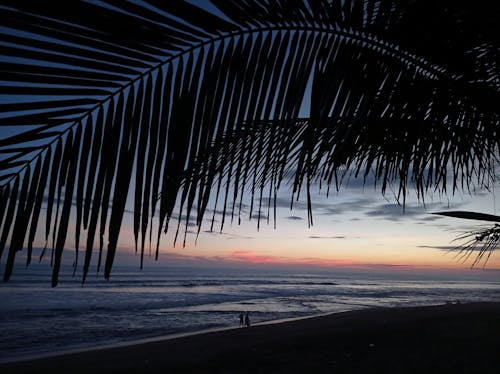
[{"left": 2, "top": 302, "right": 499, "bottom": 373}]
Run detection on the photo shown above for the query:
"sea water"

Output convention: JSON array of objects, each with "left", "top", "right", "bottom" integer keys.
[{"left": 1, "top": 265, "right": 499, "bottom": 362}]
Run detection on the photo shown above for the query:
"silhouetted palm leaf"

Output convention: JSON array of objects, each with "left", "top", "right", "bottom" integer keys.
[
  {"left": 0, "top": 0, "right": 498, "bottom": 284},
  {"left": 432, "top": 211, "right": 500, "bottom": 223},
  {"left": 450, "top": 224, "right": 500, "bottom": 268},
  {"left": 433, "top": 211, "right": 500, "bottom": 267}
]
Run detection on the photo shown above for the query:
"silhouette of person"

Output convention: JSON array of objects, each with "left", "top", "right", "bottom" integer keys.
[
  {"left": 245, "top": 311, "right": 250, "bottom": 327},
  {"left": 239, "top": 312, "right": 244, "bottom": 327}
]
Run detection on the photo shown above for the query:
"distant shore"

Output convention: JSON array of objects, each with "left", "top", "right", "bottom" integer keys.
[{"left": 3, "top": 302, "right": 500, "bottom": 373}]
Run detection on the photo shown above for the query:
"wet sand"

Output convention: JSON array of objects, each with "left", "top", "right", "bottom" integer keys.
[{"left": 2, "top": 302, "right": 500, "bottom": 373}]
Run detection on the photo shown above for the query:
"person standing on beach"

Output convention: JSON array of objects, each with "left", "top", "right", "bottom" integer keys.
[
  {"left": 239, "top": 312, "right": 244, "bottom": 327},
  {"left": 245, "top": 311, "right": 250, "bottom": 327}
]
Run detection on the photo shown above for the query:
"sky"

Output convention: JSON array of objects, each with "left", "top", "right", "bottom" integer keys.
[
  {"left": 1, "top": 0, "right": 500, "bottom": 280},
  {"left": 107, "top": 174, "right": 500, "bottom": 275},
  {"left": 137, "top": 0, "right": 500, "bottom": 275},
  {"left": 4, "top": 130, "right": 500, "bottom": 278}
]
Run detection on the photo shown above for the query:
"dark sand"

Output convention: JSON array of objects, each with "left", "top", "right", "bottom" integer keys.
[{"left": 2, "top": 302, "right": 500, "bottom": 373}]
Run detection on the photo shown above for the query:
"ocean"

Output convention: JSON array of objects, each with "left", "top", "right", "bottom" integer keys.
[{"left": 1, "top": 265, "right": 499, "bottom": 362}]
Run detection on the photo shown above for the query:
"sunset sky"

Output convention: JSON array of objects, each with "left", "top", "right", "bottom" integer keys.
[
  {"left": 3, "top": 120, "right": 500, "bottom": 276},
  {"left": 2, "top": 123, "right": 500, "bottom": 278},
  {"left": 1, "top": 0, "right": 500, "bottom": 280},
  {"left": 108, "top": 175, "right": 500, "bottom": 274}
]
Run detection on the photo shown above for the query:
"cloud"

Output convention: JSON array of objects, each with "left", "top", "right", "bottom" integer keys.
[
  {"left": 229, "top": 250, "right": 282, "bottom": 264},
  {"left": 364, "top": 202, "right": 465, "bottom": 222},
  {"left": 334, "top": 173, "right": 379, "bottom": 190},
  {"left": 202, "top": 230, "right": 254, "bottom": 240},
  {"left": 308, "top": 235, "right": 346, "bottom": 239},
  {"left": 274, "top": 195, "right": 378, "bottom": 217},
  {"left": 204, "top": 206, "right": 250, "bottom": 216},
  {"left": 364, "top": 203, "right": 429, "bottom": 220},
  {"left": 225, "top": 250, "right": 354, "bottom": 267},
  {"left": 285, "top": 216, "right": 304, "bottom": 221},
  {"left": 417, "top": 245, "right": 499, "bottom": 252},
  {"left": 250, "top": 213, "right": 269, "bottom": 221},
  {"left": 418, "top": 215, "right": 444, "bottom": 222},
  {"left": 274, "top": 196, "right": 297, "bottom": 209},
  {"left": 315, "top": 197, "right": 378, "bottom": 215},
  {"left": 219, "top": 250, "right": 436, "bottom": 271},
  {"left": 136, "top": 251, "right": 237, "bottom": 268},
  {"left": 358, "top": 263, "right": 430, "bottom": 269}
]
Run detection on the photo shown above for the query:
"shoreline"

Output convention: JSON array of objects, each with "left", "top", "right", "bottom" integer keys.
[
  {"left": 0, "top": 307, "right": 368, "bottom": 364},
  {"left": 2, "top": 301, "right": 500, "bottom": 373}
]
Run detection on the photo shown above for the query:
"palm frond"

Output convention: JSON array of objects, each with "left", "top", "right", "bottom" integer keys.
[
  {"left": 0, "top": 0, "right": 499, "bottom": 284},
  {"left": 450, "top": 225, "right": 500, "bottom": 268},
  {"left": 432, "top": 211, "right": 500, "bottom": 267},
  {"left": 432, "top": 211, "right": 500, "bottom": 223}
]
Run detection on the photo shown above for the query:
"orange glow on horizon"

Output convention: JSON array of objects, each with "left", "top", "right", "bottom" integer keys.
[
  {"left": 112, "top": 222, "right": 500, "bottom": 272},
  {"left": 223, "top": 249, "right": 500, "bottom": 271},
  {"left": 118, "top": 244, "right": 500, "bottom": 273}
]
